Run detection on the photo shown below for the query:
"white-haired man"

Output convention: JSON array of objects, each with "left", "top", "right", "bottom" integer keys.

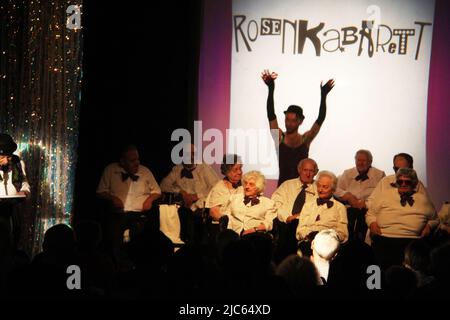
[
  {"left": 296, "top": 171, "right": 348, "bottom": 256},
  {"left": 224, "top": 171, "right": 277, "bottom": 236},
  {"left": 271, "top": 158, "right": 319, "bottom": 263},
  {"left": 335, "top": 149, "right": 385, "bottom": 241},
  {"left": 160, "top": 144, "right": 219, "bottom": 243}
]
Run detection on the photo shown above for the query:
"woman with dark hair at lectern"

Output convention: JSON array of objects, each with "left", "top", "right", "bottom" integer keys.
[{"left": 0, "top": 133, "right": 30, "bottom": 249}]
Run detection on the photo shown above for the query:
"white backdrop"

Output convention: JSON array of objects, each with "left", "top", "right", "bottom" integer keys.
[{"left": 229, "top": 0, "right": 435, "bottom": 182}]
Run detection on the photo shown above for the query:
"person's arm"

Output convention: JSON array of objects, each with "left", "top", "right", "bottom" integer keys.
[
  {"left": 336, "top": 173, "right": 364, "bottom": 208},
  {"left": 195, "top": 165, "right": 220, "bottom": 205},
  {"left": 271, "top": 183, "right": 291, "bottom": 223},
  {"left": 97, "top": 192, "right": 124, "bottom": 209},
  {"left": 334, "top": 172, "right": 349, "bottom": 199},
  {"left": 303, "top": 79, "right": 335, "bottom": 146},
  {"left": 96, "top": 165, "right": 124, "bottom": 209},
  {"left": 421, "top": 196, "right": 440, "bottom": 237},
  {"left": 17, "top": 160, "right": 31, "bottom": 197},
  {"left": 209, "top": 206, "right": 222, "bottom": 221},
  {"left": 160, "top": 166, "right": 180, "bottom": 193},
  {"left": 262, "top": 199, "right": 277, "bottom": 232},
  {"left": 261, "top": 70, "right": 283, "bottom": 142},
  {"left": 142, "top": 168, "right": 161, "bottom": 208},
  {"left": 206, "top": 182, "right": 229, "bottom": 221},
  {"left": 336, "top": 204, "right": 349, "bottom": 242},
  {"left": 142, "top": 193, "right": 161, "bottom": 211},
  {"left": 241, "top": 223, "right": 266, "bottom": 236},
  {"left": 366, "top": 202, "right": 382, "bottom": 236}
]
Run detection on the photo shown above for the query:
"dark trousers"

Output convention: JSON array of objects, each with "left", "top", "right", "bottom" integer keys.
[
  {"left": 273, "top": 219, "right": 299, "bottom": 264},
  {"left": 177, "top": 207, "right": 206, "bottom": 244},
  {"left": 0, "top": 200, "right": 22, "bottom": 250},
  {"left": 105, "top": 210, "right": 153, "bottom": 265},
  {"left": 298, "top": 239, "right": 313, "bottom": 257},
  {"left": 371, "top": 235, "right": 413, "bottom": 270},
  {"left": 347, "top": 207, "right": 368, "bottom": 242}
]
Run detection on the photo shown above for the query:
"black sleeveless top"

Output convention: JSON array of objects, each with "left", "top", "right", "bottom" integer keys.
[{"left": 277, "top": 141, "right": 309, "bottom": 186}]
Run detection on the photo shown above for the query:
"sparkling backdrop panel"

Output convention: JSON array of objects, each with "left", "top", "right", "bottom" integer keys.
[{"left": 0, "top": 0, "right": 83, "bottom": 256}]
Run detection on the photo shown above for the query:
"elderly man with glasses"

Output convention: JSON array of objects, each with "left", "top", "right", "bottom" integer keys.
[{"left": 366, "top": 168, "right": 438, "bottom": 270}]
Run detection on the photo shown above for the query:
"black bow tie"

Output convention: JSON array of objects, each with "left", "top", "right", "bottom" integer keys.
[
  {"left": 231, "top": 181, "right": 241, "bottom": 189},
  {"left": 181, "top": 167, "right": 195, "bottom": 179},
  {"left": 121, "top": 172, "right": 139, "bottom": 182},
  {"left": 400, "top": 192, "right": 415, "bottom": 207},
  {"left": 225, "top": 177, "right": 241, "bottom": 189},
  {"left": 243, "top": 196, "right": 260, "bottom": 206},
  {"left": 317, "top": 198, "right": 334, "bottom": 208},
  {"left": 355, "top": 171, "right": 369, "bottom": 181}
]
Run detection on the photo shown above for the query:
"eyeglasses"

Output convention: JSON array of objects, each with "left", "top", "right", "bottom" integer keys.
[{"left": 397, "top": 179, "right": 413, "bottom": 186}]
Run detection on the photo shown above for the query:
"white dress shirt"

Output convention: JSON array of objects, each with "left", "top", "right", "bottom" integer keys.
[
  {"left": 160, "top": 163, "right": 220, "bottom": 210},
  {"left": 96, "top": 163, "right": 161, "bottom": 212},
  {"left": 271, "top": 178, "right": 317, "bottom": 223},
  {"left": 206, "top": 180, "right": 243, "bottom": 215},
  {"left": 335, "top": 166, "right": 385, "bottom": 201},
  {"left": 0, "top": 160, "right": 30, "bottom": 197},
  {"left": 366, "top": 186, "right": 438, "bottom": 239},
  {"left": 224, "top": 193, "right": 277, "bottom": 235},
  {"left": 296, "top": 198, "right": 348, "bottom": 242}
]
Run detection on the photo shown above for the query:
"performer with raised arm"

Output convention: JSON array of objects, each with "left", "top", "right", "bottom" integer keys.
[{"left": 261, "top": 70, "right": 334, "bottom": 186}]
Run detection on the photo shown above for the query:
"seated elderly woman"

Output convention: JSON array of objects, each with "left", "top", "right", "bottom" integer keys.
[
  {"left": 296, "top": 171, "right": 348, "bottom": 256},
  {"left": 366, "top": 167, "right": 438, "bottom": 270},
  {"left": 206, "top": 154, "right": 243, "bottom": 222},
  {"left": 224, "top": 170, "right": 277, "bottom": 236}
]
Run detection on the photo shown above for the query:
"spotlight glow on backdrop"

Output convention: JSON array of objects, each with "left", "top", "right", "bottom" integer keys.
[
  {"left": 198, "top": 0, "right": 450, "bottom": 205},
  {"left": 228, "top": 0, "right": 434, "bottom": 181}
]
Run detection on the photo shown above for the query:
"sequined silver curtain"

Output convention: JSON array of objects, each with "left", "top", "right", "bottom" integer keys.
[{"left": 0, "top": 0, "right": 83, "bottom": 256}]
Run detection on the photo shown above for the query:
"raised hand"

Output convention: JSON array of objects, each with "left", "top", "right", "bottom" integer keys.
[
  {"left": 261, "top": 69, "right": 278, "bottom": 89},
  {"left": 320, "top": 79, "right": 335, "bottom": 96}
]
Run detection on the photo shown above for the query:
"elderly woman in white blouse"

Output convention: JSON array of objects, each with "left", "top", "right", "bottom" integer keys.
[
  {"left": 207, "top": 154, "right": 243, "bottom": 222},
  {"left": 224, "top": 171, "right": 277, "bottom": 236}
]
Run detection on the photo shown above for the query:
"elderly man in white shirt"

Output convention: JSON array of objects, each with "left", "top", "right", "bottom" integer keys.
[
  {"left": 97, "top": 145, "right": 161, "bottom": 263},
  {"left": 366, "top": 168, "right": 438, "bottom": 270},
  {"left": 271, "top": 158, "right": 318, "bottom": 263},
  {"left": 160, "top": 144, "right": 219, "bottom": 243},
  {"left": 0, "top": 133, "right": 31, "bottom": 249},
  {"left": 160, "top": 150, "right": 220, "bottom": 212},
  {"left": 296, "top": 171, "right": 348, "bottom": 257},
  {"left": 335, "top": 149, "right": 385, "bottom": 241}
]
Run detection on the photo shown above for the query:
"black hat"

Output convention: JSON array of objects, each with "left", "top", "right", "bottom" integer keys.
[
  {"left": 0, "top": 133, "right": 17, "bottom": 156},
  {"left": 284, "top": 105, "right": 304, "bottom": 120}
]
